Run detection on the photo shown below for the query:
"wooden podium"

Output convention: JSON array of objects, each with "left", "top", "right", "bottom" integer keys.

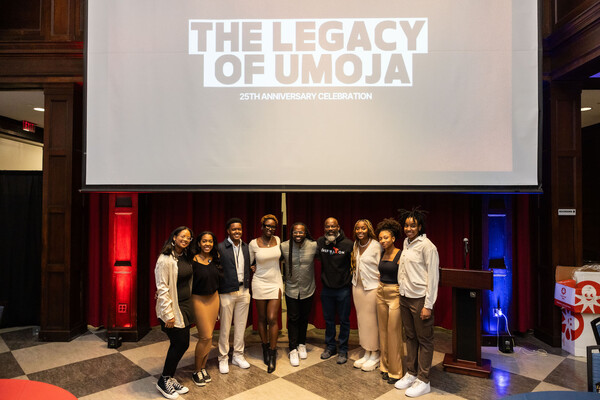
[{"left": 440, "top": 268, "right": 493, "bottom": 378}]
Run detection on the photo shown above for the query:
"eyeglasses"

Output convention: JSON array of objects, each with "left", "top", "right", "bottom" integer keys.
[{"left": 263, "top": 224, "right": 277, "bottom": 231}]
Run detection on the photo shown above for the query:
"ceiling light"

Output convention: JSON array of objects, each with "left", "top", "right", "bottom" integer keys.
[
  {"left": 33, "top": 107, "right": 45, "bottom": 112},
  {"left": 581, "top": 107, "right": 592, "bottom": 112}
]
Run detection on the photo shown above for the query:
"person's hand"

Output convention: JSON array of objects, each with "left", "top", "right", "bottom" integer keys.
[
  {"left": 165, "top": 318, "right": 175, "bottom": 328},
  {"left": 251, "top": 265, "right": 256, "bottom": 272},
  {"left": 420, "top": 307, "right": 432, "bottom": 320}
]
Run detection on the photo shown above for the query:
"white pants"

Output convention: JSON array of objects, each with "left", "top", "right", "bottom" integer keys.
[{"left": 218, "top": 288, "right": 251, "bottom": 361}]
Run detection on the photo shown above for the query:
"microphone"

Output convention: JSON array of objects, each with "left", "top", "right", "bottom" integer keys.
[{"left": 463, "top": 238, "right": 469, "bottom": 254}]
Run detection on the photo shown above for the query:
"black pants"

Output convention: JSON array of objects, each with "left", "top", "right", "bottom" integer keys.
[
  {"left": 286, "top": 294, "right": 313, "bottom": 351},
  {"left": 161, "top": 320, "right": 190, "bottom": 377}
]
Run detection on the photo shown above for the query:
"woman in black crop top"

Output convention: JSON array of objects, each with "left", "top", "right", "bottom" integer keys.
[
  {"left": 375, "top": 218, "right": 404, "bottom": 384},
  {"left": 191, "top": 231, "right": 222, "bottom": 387}
]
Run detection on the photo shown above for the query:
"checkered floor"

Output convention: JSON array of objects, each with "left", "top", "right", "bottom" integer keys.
[{"left": 0, "top": 325, "right": 588, "bottom": 399}]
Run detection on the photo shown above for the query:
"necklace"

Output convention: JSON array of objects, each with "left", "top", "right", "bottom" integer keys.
[
  {"left": 358, "top": 239, "right": 371, "bottom": 248},
  {"left": 261, "top": 237, "right": 272, "bottom": 247}
]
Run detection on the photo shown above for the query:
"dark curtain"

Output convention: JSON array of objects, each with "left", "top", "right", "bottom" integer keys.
[
  {"left": 0, "top": 171, "right": 42, "bottom": 327},
  {"left": 87, "top": 192, "right": 282, "bottom": 327},
  {"left": 286, "top": 192, "right": 472, "bottom": 330},
  {"left": 87, "top": 191, "right": 534, "bottom": 333}
]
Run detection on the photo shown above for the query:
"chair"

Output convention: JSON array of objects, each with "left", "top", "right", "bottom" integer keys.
[
  {"left": 586, "top": 345, "right": 600, "bottom": 392},
  {"left": 590, "top": 316, "right": 600, "bottom": 345}
]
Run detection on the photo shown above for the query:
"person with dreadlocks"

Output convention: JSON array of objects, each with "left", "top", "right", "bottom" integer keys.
[
  {"left": 394, "top": 208, "right": 439, "bottom": 398},
  {"left": 280, "top": 222, "right": 318, "bottom": 367},
  {"left": 351, "top": 219, "right": 382, "bottom": 372}
]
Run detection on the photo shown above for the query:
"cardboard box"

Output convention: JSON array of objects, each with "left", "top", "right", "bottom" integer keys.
[
  {"left": 555, "top": 265, "right": 600, "bottom": 356},
  {"left": 554, "top": 266, "right": 600, "bottom": 314}
]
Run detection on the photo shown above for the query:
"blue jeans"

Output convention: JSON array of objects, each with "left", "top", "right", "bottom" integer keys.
[{"left": 320, "top": 285, "right": 351, "bottom": 353}]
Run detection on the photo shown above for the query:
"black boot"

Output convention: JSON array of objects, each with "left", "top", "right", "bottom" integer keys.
[
  {"left": 267, "top": 348, "right": 277, "bottom": 373},
  {"left": 262, "top": 343, "right": 269, "bottom": 365}
]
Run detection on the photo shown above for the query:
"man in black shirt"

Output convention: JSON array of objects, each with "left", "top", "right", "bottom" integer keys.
[{"left": 316, "top": 217, "right": 354, "bottom": 364}]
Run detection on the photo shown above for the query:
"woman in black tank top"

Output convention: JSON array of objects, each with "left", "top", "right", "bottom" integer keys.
[{"left": 375, "top": 218, "right": 405, "bottom": 384}]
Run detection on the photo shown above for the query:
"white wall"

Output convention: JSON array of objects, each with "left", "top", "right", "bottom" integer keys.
[{"left": 0, "top": 136, "right": 43, "bottom": 170}]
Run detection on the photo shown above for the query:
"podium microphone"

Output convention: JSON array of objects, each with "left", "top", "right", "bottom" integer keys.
[{"left": 463, "top": 238, "right": 469, "bottom": 269}]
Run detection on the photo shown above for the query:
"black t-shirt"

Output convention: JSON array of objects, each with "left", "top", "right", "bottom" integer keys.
[
  {"left": 378, "top": 250, "right": 402, "bottom": 284},
  {"left": 176, "top": 257, "right": 194, "bottom": 326},
  {"left": 192, "top": 260, "right": 221, "bottom": 295}
]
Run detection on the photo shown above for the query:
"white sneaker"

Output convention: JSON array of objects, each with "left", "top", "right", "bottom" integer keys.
[
  {"left": 232, "top": 355, "right": 250, "bottom": 369},
  {"left": 298, "top": 344, "right": 308, "bottom": 359},
  {"left": 361, "top": 350, "right": 380, "bottom": 371},
  {"left": 405, "top": 379, "right": 430, "bottom": 397},
  {"left": 394, "top": 372, "right": 417, "bottom": 390},
  {"left": 289, "top": 349, "right": 300, "bottom": 367},
  {"left": 353, "top": 350, "right": 371, "bottom": 369},
  {"left": 219, "top": 359, "right": 229, "bottom": 374}
]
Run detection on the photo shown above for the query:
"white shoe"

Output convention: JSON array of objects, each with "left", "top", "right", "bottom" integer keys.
[
  {"left": 219, "top": 359, "right": 229, "bottom": 374},
  {"left": 405, "top": 379, "right": 431, "bottom": 397},
  {"left": 298, "top": 344, "right": 308, "bottom": 359},
  {"left": 394, "top": 372, "right": 417, "bottom": 390},
  {"left": 353, "top": 350, "right": 371, "bottom": 369},
  {"left": 232, "top": 355, "right": 250, "bottom": 369},
  {"left": 289, "top": 349, "right": 300, "bottom": 367},
  {"left": 361, "top": 350, "right": 380, "bottom": 371}
]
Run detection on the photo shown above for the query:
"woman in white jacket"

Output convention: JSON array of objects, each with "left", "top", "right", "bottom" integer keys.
[
  {"left": 351, "top": 219, "right": 382, "bottom": 372},
  {"left": 155, "top": 226, "right": 195, "bottom": 399}
]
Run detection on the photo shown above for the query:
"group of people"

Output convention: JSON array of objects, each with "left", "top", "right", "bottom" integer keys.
[{"left": 154, "top": 209, "right": 439, "bottom": 399}]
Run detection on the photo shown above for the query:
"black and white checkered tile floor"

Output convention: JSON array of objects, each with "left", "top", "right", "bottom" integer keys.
[{"left": 0, "top": 325, "right": 587, "bottom": 399}]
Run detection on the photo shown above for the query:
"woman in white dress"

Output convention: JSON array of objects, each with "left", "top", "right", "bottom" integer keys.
[
  {"left": 249, "top": 214, "right": 283, "bottom": 373},
  {"left": 351, "top": 219, "right": 382, "bottom": 372}
]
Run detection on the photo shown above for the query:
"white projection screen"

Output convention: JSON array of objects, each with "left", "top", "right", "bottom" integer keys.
[{"left": 85, "top": 0, "right": 540, "bottom": 191}]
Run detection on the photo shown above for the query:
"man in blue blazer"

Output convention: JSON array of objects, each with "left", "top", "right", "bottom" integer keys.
[{"left": 217, "top": 217, "right": 252, "bottom": 374}]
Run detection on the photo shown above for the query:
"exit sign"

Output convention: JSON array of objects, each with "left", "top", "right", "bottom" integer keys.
[{"left": 22, "top": 120, "right": 36, "bottom": 132}]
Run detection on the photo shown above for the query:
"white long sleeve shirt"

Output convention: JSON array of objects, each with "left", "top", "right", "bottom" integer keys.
[
  {"left": 397, "top": 234, "right": 439, "bottom": 309},
  {"left": 351, "top": 239, "right": 382, "bottom": 290},
  {"left": 155, "top": 253, "right": 186, "bottom": 328}
]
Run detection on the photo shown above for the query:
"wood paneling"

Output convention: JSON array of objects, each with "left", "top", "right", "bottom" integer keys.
[
  {"left": 535, "top": 81, "right": 583, "bottom": 346},
  {"left": 544, "top": 1, "right": 600, "bottom": 80},
  {"left": 0, "top": 0, "right": 82, "bottom": 42},
  {"left": 39, "top": 84, "right": 86, "bottom": 341}
]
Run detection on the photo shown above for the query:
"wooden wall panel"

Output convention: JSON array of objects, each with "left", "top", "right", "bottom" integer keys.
[
  {"left": 0, "top": 0, "right": 43, "bottom": 40},
  {"left": 39, "top": 84, "right": 86, "bottom": 341}
]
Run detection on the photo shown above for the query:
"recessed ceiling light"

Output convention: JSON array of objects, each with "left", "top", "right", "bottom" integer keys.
[
  {"left": 581, "top": 107, "right": 592, "bottom": 112},
  {"left": 33, "top": 107, "right": 44, "bottom": 112}
]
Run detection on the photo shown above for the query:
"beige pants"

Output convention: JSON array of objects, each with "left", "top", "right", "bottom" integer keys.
[
  {"left": 193, "top": 292, "right": 220, "bottom": 369},
  {"left": 376, "top": 283, "right": 404, "bottom": 379},
  {"left": 353, "top": 277, "right": 379, "bottom": 351},
  {"left": 218, "top": 288, "right": 251, "bottom": 361}
]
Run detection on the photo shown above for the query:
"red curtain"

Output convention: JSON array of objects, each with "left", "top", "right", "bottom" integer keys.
[{"left": 87, "top": 192, "right": 534, "bottom": 333}]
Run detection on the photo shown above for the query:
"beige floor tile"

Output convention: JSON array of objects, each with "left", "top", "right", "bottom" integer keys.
[
  {"left": 12, "top": 375, "right": 29, "bottom": 380},
  {"left": 12, "top": 333, "right": 118, "bottom": 374},
  {"left": 532, "top": 381, "right": 574, "bottom": 392},
  {"left": 243, "top": 342, "right": 327, "bottom": 377},
  {"left": 225, "top": 377, "right": 326, "bottom": 400},
  {"left": 376, "top": 386, "right": 464, "bottom": 400},
  {"left": 120, "top": 337, "right": 198, "bottom": 375},
  {"left": 481, "top": 345, "right": 564, "bottom": 381},
  {"left": 0, "top": 336, "right": 9, "bottom": 353},
  {"left": 79, "top": 376, "right": 165, "bottom": 400}
]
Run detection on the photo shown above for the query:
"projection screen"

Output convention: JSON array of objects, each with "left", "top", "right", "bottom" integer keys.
[{"left": 84, "top": 0, "right": 540, "bottom": 191}]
